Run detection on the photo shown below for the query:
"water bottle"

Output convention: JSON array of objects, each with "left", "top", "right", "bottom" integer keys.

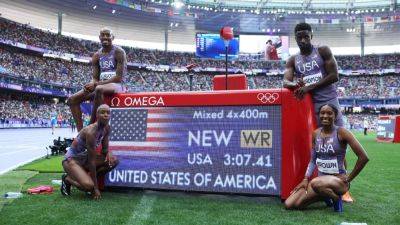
[
  {"left": 51, "top": 179, "right": 62, "bottom": 185},
  {"left": 4, "top": 192, "right": 23, "bottom": 199}
]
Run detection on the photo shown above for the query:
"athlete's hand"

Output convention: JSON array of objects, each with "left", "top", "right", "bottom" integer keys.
[
  {"left": 93, "top": 188, "right": 101, "bottom": 200},
  {"left": 290, "top": 179, "right": 308, "bottom": 195},
  {"left": 337, "top": 174, "right": 349, "bottom": 184},
  {"left": 296, "top": 79, "right": 305, "bottom": 88},
  {"left": 105, "top": 152, "right": 118, "bottom": 168},
  {"left": 294, "top": 85, "right": 311, "bottom": 100},
  {"left": 84, "top": 82, "right": 97, "bottom": 93}
]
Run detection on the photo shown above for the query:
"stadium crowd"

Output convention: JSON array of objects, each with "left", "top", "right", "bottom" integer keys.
[
  {"left": 0, "top": 48, "right": 91, "bottom": 88},
  {"left": 1, "top": 17, "right": 400, "bottom": 70},
  {"left": 1, "top": 17, "right": 399, "bottom": 128},
  {"left": 2, "top": 46, "right": 400, "bottom": 97},
  {"left": 0, "top": 92, "right": 71, "bottom": 128},
  {"left": 346, "top": 114, "right": 378, "bottom": 131}
]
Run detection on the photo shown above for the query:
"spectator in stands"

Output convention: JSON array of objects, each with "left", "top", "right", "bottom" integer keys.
[
  {"left": 363, "top": 118, "right": 369, "bottom": 135},
  {"left": 265, "top": 40, "right": 279, "bottom": 60}
]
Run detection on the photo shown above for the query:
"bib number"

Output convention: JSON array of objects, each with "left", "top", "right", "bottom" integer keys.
[
  {"left": 100, "top": 71, "right": 115, "bottom": 81},
  {"left": 316, "top": 158, "right": 339, "bottom": 174},
  {"left": 303, "top": 73, "right": 322, "bottom": 86}
]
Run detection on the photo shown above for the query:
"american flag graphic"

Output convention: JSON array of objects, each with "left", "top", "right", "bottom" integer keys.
[{"left": 109, "top": 108, "right": 186, "bottom": 153}]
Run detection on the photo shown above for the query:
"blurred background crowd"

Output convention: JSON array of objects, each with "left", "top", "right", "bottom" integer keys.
[{"left": 1, "top": 17, "right": 399, "bottom": 130}]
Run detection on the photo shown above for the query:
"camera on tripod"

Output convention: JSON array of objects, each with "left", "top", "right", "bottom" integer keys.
[{"left": 47, "top": 137, "right": 73, "bottom": 156}]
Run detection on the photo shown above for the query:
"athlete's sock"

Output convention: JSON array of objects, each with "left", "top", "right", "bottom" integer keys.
[{"left": 333, "top": 196, "right": 343, "bottom": 212}]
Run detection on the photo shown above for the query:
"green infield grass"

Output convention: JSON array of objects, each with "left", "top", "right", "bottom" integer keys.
[{"left": 0, "top": 132, "right": 398, "bottom": 225}]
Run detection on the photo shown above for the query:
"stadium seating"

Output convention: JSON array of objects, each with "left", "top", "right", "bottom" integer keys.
[{"left": 0, "top": 17, "right": 399, "bottom": 129}]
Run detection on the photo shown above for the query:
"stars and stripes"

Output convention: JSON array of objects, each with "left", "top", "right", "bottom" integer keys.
[
  {"left": 109, "top": 108, "right": 185, "bottom": 152},
  {"left": 110, "top": 109, "right": 147, "bottom": 142}
]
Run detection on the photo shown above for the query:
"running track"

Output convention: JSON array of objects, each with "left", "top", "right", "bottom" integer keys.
[{"left": 0, "top": 128, "right": 77, "bottom": 174}]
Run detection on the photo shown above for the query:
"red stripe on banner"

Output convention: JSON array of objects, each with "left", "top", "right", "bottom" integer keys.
[
  {"left": 147, "top": 118, "right": 184, "bottom": 123},
  {"left": 148, "top": 108, "right": 173, "bottom": 113},
  {"left": 147, "top": 127, "right": 175, "bottom": 132},
  {"left": 145, "top": 137, "right": 175, "bottom": 142},
  {"left": 109, "top": 146, "right": 168, "bottom": 151}
]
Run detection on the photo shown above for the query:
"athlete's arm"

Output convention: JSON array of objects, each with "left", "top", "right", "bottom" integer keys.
[
  {"left": 310, "top": 46, "right": 339, "bottom": 91},
  {"left": 283, "top": 56, "right": 300, "bottom": 89},
  {"left": 85, "top": 128, "right": 100, "bottom": 199},
  {"left": 101, "top": 126, "right": 109, "bottom": 157},
  {"left": 292, "top": 130, "right": 317, "bottom": 193},
  {"left": 96, "top": 47, "right": 125, "bottom": 86},
  {"left": 101, "top": 125, "right": 117, "bottom": 167},
  {"left": 338, "top": 127, "right": 369, "bottom": 183},
  {"left": 304, "top": 130, "right": 318, "bottom": 179},
  {"left": 84, "top": 53, "right": 100, "bottom": 92}
]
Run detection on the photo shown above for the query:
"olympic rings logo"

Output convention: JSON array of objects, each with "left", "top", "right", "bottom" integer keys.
[{"left": 257, "top": 93, "right": 279, "bottom": 104}]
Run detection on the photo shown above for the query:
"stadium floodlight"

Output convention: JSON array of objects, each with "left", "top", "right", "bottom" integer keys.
[{"left": 172, "top": 1, "right": 184, "bottom": 10}]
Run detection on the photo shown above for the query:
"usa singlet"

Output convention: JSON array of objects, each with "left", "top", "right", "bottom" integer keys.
[
  {"left": 305, "top": 126, "right": 347, "bottom": 177},
  {"left": 294, "top": 46, "right": 337, "bottom": 103},
  {"left": 98, "top": 46, "right": 126, "bottom": 81}
]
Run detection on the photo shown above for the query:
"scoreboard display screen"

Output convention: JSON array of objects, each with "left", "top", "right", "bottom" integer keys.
[
  {"left": 106, "top": 105, "right": 281, "bottom": 195},
  {"left": 195, "top": 33, "right": 239, "bottom": 60},
  {"left": 377, "top": 117, "right": 396, "bottom": 141}
]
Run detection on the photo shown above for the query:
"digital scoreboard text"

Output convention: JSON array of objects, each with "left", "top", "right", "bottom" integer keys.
[{"left": 106, "top": 105, "right": 281, "bottom": 195}]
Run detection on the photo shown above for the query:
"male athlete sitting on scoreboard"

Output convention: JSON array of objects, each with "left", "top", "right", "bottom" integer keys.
[
  {"left": 284, "top": 104, "right": 369, "bottom": 212},
  {"left": 68, "top": 27, "right": 127, "bottom": 132},
  {"left": 283, "top": 22, "right": 354, "bottom": 202}
]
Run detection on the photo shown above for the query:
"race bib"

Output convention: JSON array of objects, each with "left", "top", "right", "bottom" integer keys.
[
  {"left": 303, "top": 72, "right": 322, "bottom": 86},
  {"left": 100, "top": 71, "right": 116, "bottom": 81},
  {"left": 316, "top": 158, "right": 339, "bottom": 174}
]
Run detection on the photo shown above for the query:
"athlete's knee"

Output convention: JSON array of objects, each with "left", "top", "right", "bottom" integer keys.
[
  {"left": 94, "top": 85, "right": 105, "bottom": 95},
  {"left": 62, "top": 161, "right": 69, "bottom": 171},
  {"left": 67, "top": 96, "right": 79, "bottom": 106},
  {"left": 284, "top": 200, "right": 294, "bottom": 210},
  {"left": 284, "top": 200, "right": 301, "bottom": 210},
  {"left": 310, "top": 179, "right": 324, "bottom": 193}
]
